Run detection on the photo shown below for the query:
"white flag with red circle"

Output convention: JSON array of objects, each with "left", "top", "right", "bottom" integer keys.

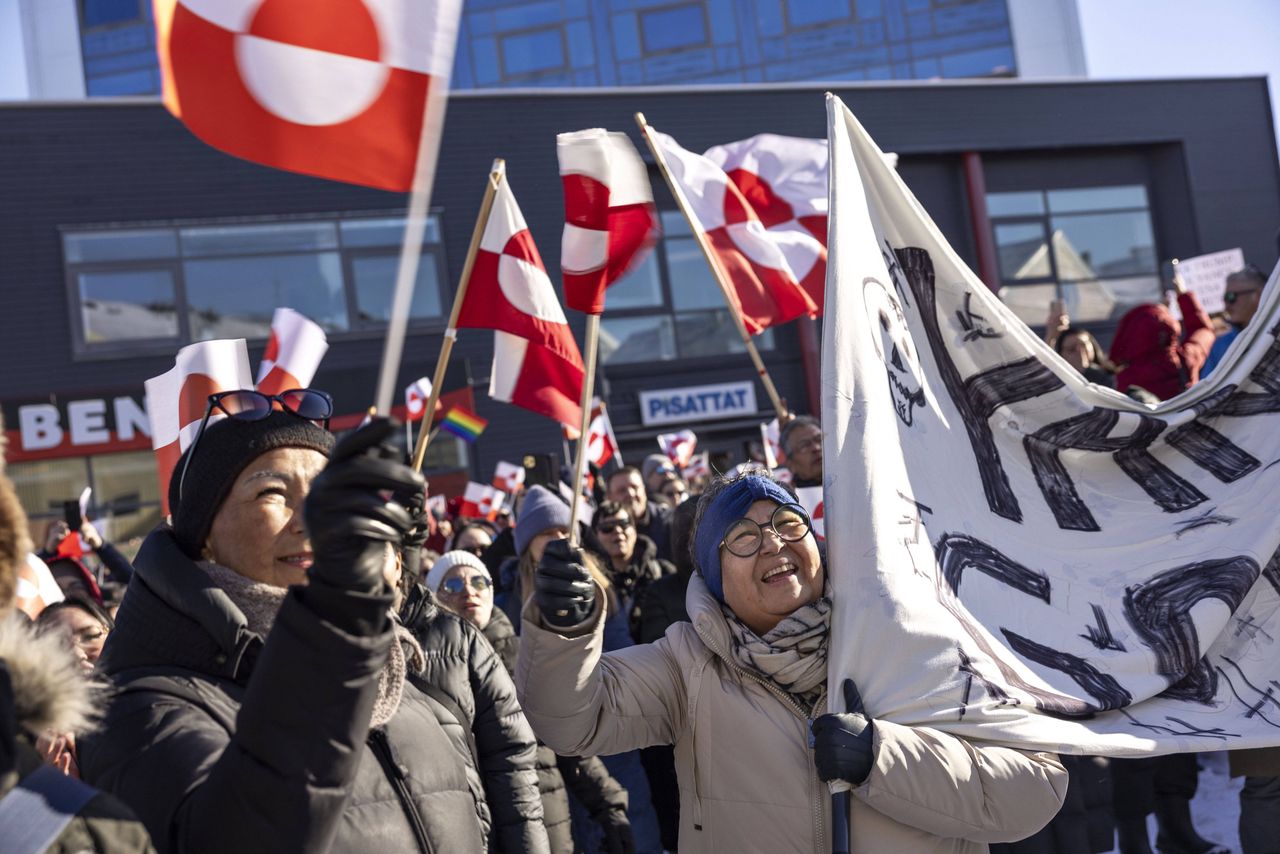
[
  {"left": 657, "top": 429, "right": 698, "bottom": 468},
  {"left": 256, "top": 307, "right": 328, "bottom": 395},
  {"left": 558, "top": 128, "right": 658, "bottom": 314},
  {"left": 403, "top": 376, "right": 435, "bottom": 422},
  {"left": 455, "top": 171, "right": 584, "bottom": 428},
  {"left": 154, "top": 0, "right": 462, "bottom": 191},
  {"left": 492, "top": 461, "right": 526, "bottom": 494},
  {"left": 649, "top": 127, "right": 819, "bottom": 334},
  {"left": 794, "top": 485, "right": 824, "bottom": 542},
  {"left": 563, "top": 397, "right": 620, "bottom": 468},
  {"left": 682, "top": 452, "right": 711, "bottom": 480},
  {"left": 146, "top": 338, "right": 254, "bottom": 514},
  {"left": 459, "top": 481, "right": 505, "bottom": 521}
]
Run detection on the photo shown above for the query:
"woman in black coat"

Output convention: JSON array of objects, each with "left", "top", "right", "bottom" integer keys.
[{"left": 80, "top": 414, "right": 485, "bottom": 853}]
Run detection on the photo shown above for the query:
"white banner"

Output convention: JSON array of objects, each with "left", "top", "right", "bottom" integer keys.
[
  {"left": 1175, "top": 248, "right": 1246, "bottom": 315},
  {"left": 825, "top": 94, "right": 1280, "bottom": 756}
]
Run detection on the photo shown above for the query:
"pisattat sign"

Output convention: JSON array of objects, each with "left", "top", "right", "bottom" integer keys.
[{"left": 639, "top": 381, "right": 757, "bottom": 427}]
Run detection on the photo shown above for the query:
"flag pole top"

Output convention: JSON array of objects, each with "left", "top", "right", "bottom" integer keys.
[
  {"left": 491, "top": 158, "right": 505, "bottom": 177},
  {"left": 634, "top": 112, "right": 648, "bottom": 128}
]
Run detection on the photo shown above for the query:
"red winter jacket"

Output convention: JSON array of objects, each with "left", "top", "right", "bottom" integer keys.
[{"left": 1109, "top": 292, "right": 1215, "bottom": 401}]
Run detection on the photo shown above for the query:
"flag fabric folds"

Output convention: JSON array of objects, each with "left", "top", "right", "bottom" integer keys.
[
  {"left": 492, "top": 461, "right": 526, "bottom": 493},
  {"left": 403, "top": 376, "right": 435, "bottom": 422},
  {"left": 557, "top": 128, "right": 658, "bottom": 314},
  {"left": 153, "top": 0, "right": 463, "bottom": 191},
  {"left": 824, "top": 93, "right": 1280, "bottom": 755},
  {"left": 564, "top": 398, "right": 620, "bottom": 468},
  {"left": 146, "top": 339, "right": 253, "bottom": 514},
  {"left": 656, "top": 429, "right": 698, "bottom": 468},
  {"left": 760, "top": 417, "right": 782, "bottom": 469},
  {"left": 256, "top": 307, "right": 328, "bottom": 396},
  {"left": 459, "top": 482, "right": 505, "bottom": 521},
  {"left": 456, "top": 175, "right": 584, "bottom": 428},
  {"left": 650, "top": 128, "right": 818, "bottom": 334},
  {"left": 440, "top": 407, "right": 487, "bottom": 442}
]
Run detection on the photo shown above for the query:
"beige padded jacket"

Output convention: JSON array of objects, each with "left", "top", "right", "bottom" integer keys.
[{"left": 515, "top": 575, "right": 1067, "bottom": 854}]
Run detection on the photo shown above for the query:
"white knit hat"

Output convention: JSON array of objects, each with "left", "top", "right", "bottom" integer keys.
[{"left": 425, "top": 550, "right": 492, "bottom": 594}]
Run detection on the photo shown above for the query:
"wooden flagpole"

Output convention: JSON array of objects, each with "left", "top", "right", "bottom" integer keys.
[
  {"left": 634, "top": 112, "right": 788, "bottom": 420},
  {"left": 567, "top": 315, "right": 601, "bottom": 549},
  {"left": 410, "top": 160, "right": 506, "bottom": 472},
  {"left": 373, "top": 78, "right": 456, "bottom": 416}
]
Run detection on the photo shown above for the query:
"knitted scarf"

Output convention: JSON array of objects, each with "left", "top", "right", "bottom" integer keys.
[
  {"left": 721, "top": 590, "right": 831, "bottom": 713},
  {"left": 199, "top": 562, "right": 424, "bottom": 728}
]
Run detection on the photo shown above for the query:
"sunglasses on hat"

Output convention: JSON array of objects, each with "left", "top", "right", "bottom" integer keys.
[{"left": 177, "top": 388, "right": 333, "bottom": 503}]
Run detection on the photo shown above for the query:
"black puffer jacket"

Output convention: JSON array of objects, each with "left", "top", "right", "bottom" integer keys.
[
  {"left": 482, "top": 608, "right": 629, "bottom": 854},
  {"left": 399, "top": 585, "right": 548, "bottom": 853},
  {"left": 78, "top": 528, "right": 485, "bottom": 854}
]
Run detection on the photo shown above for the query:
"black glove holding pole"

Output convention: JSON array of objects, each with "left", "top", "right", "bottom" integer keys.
[
  {"left": 304, "top": 418, "right": 424, "bottom": 595},
  {"left": 535, "top": 539, "right": 596, "bottom": 628},
  {"left": 812, "top": 678, "right": 876, "bottom": 787},
  {"left": 596, "top": 805, "right": 636, "bottom": 854}
]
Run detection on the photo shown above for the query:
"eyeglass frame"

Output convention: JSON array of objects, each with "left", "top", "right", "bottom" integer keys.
[
  {"left": 595, "top": 515, "right": 635, "bottom": 535},
  {"left": 718, "top": 502, "right": 813, "bottom": 558},
  {"left": 439, "top": 574, "right": 493, "bottom": 595},
  {"left": 1223, "top": 288, "right": 1261, "bottom": 305},
  {"left": 176, "top": 388, "right": 333, "bottom": 504}
]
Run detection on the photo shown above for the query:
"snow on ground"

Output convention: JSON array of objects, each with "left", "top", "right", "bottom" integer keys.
[{"left": 1104, "top": 752, "right": 1243, "bottom": 853}]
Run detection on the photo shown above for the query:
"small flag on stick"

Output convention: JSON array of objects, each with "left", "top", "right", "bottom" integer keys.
[
  {"left": 440, "top": 407, "right": 488, "bottom": 442},
  {"left": 459, "top": 482, "right": 505, "bottom": 521},
  {"left": 492, "top": 461, "right": 526, "bottom": 493}
]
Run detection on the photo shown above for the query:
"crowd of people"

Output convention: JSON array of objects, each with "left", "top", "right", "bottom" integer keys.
[{"left": 0, "top": 266, "right": 1276, "bottom": 854}]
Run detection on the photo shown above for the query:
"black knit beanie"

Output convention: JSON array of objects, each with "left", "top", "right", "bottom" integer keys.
[{"left": 168, "top": 411, "right": 335, "bottom": 559}]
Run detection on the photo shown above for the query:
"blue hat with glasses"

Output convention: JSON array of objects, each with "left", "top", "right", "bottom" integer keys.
[
  {"left": 168, "top": 389, "right": 334, "bottom": 559},
  {"left": 692, "top": 474, "right": 809, "bottom": 602}
]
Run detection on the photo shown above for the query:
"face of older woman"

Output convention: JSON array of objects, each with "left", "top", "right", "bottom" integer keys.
[
  {"left": 720, "top": 499, "right": 823, "bottom": 636},
  {"left": 206, "top": 447, "right": 328, "bottom": 587},
  {"left": 437, "top": 565, "right": 494, "bottom": 629}
]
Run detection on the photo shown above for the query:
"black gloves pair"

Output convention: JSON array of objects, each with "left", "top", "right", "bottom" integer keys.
[
  {"left": 535, "top": 539, "right": 597, "bottom": 628},
  {"left": 812, "top": 678, "right": 876, "bottom": 787},
  {"left": 304, "top": 419, "right": 424, "bottom": 594}
]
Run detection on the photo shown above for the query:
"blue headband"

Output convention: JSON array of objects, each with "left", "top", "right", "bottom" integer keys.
[{"left": 694, "top": 475, "right": 798, "bottom": 601}]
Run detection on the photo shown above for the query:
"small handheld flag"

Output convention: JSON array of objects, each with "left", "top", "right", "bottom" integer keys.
[{"left": 440, "top": 407, "right": 488, "bottom": 442}]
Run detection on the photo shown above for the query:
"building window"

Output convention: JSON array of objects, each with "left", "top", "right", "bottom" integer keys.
[
  {"left": 786, "top": 0, "right": 854, "bottom": 29},
  {"left": 988, "top": 185, "right": 1160, "bottom": 329},
  {"left": 62, "top": 212, "right": 447, "bottom": 356},
  {"left": 600, "top": 211, "right": 775, "bottom": 366},
  {"left": 500, "top": 27, "right": 567, "bottom": 77},
  {"left": 639, "top": 4, "right": 709, "bottom": 54},
  {"left": 80, "top": 0, "right": 144, "bottom": 27},
  {"left": 80, "top": 0, "right": 161, "bottom": 96}
]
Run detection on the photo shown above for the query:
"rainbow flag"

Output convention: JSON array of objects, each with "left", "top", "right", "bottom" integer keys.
[{"left": 440, "top": 406, "right": 488, "bottom": 442}]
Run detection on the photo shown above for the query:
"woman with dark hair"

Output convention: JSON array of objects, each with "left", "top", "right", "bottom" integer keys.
[
  {"left": 517, "top": 471, "right": 1067, "bottom": 853},
  {"left": 79, "top": 409, "right": 487, "bottom": 853},
  {"left": 36, "top": 596, "right": 114, "bottom": 675}
]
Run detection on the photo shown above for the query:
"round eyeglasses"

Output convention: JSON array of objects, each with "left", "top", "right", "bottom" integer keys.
[{"left": 719, "top": 502, "right": 812, "bottom": 558}]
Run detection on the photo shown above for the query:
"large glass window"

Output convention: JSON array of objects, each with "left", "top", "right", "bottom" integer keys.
[
  {"left": 988, "top": 185, "right": 1161, "bottom": 328},
  {"left": 640, "top": 5, "right": 709, "bottom": 53},
  {"left": 62, "top": 212, "right": 447, "bottom": 355},
  {"left": 80, "top": 0, "right": 144, "bottom": 27},
  {"left": 600, "top": 211, "right": 774, "bottom": 366},
  {"left": 500, "top": 28, "right": 566, "bottom": 76}
]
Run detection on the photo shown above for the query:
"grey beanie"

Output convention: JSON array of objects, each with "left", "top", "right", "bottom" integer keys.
[
  {"left": 514, "top": 485, "right": 570, "bottom": 555},
  {"left": 168, "top": 411, "right": 334, "bottom": 559},
  {"left": 641, "top": 453, "right": 675, "bottom": 483}
]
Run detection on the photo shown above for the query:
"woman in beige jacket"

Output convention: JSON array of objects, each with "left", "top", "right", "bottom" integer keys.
[{"left": 516, "top": 472, "right": 1068, "bottom": 854}]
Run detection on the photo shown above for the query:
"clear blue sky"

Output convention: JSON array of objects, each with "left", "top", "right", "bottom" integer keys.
[{"left": 1077, "top": 0, "right": 1280, "bottom": 160}]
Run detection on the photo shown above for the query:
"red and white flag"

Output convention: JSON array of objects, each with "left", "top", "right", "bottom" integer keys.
[
  {"left": 558, "top": 128, "right": 658, "bottom": 314},
  {"left": 403, "top": 376, "right": 435, "bottom": 422},
  {"left": 656, "top": 429, "right": 698, "bottom": 468},
  {"left": 704, "top": 134, "right": 829, "bottom": 315},
  {"left": 15, "top": 554, "right": 64, "bottom": 620},
  {"left": 459, "top": 482, "right": 505, "bottom": 521},
  {"left": 794, "top": 485, "right": 824, "bottom": 542},
  {"left": 682, "top": 452, "right": 711, "bottom": 480},
  {"left": 562, "top": 397, "right": 620, "bottom": 468},
  {"left": 154, "top": 0, "right": 463, "bottom": 191},
  {"left": 492, "top": 461, "right": 525, "bottom": 493},
  {"left": 760, "top": 417, "right": 782, "bottom": 469},
  {"left": 649, "top": 126, "right": 819, "bottom": 334},
  {"left": 146, "top": 338, "right": 253, "bottom": 514},
  {"left": 256, "top": 307, "right": 328, "bottom": 396},
  {"left": 456, "top": 169, "right": 584, "bottom": 428}
]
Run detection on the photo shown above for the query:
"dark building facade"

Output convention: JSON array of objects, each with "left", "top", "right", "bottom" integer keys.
[{"left": 2, "top": 77, "right": 1278, "bottom": 540}]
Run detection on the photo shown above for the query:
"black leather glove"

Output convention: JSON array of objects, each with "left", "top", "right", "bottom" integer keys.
[
  {"left": 304, "top": 418, "right": 424, "bottom": 593},
  {"left": 395, "top": 482, "right": 429, "bottom": 587},
  {"left": 812, "top": 678, "right": 875, "bottom": 786},
  {"left": 596, "top": 806, "right": 635, "bottom": 854},
  {"left": 535, "top": 539, "right": 596, "bottom": 628}
]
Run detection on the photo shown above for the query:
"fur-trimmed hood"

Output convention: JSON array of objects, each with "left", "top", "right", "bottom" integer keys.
[{"left": 0, "top": 614, "right": 97, "bottom": 740}]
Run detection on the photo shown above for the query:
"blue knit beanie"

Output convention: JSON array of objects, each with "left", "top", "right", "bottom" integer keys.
[
  {"left": 515, "top": 485, "right": 571, "bottom": 556},
  {"left": 693, "top": 475, "right": 798, "bottom": 601}
]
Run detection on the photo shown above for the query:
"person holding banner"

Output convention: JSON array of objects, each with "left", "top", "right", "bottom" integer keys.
[
  {"left": 516, "top": 471, "right": 1066, "bottom": 854},
  {"left": 1202, "top": 264, "right": 1267, "bottom": 378},
  {"left": 79, "top": 414, "right": 489, "bottom": 853}
]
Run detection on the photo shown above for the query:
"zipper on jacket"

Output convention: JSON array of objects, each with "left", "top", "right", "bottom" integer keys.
[
  {"left": 368, "top": 728, "right": 434, "bottom": 854},
  {"left": 698, "top": 628, "right": 829, "bottom": 854}
]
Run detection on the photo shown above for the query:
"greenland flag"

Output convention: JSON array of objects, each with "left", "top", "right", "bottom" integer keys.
[
  {"left": 403, "top": 376, "right": 434, "bottom": 422},
  {"left": 650, "top": 127, "right": 819, "bottom": 334},
  {"left": 704, "top": 135, "right": 828, "bottom": 314},
  {"left": 563, "top": 397, "right": 620, "bottom": 467},
  {"left": 154, "top": 0, "right": 462, "bottom": 191},
  {"left": 557, "top": 128, "right": 658, "bottom": 314},
  {"left": 256, "top": 307, "right": 328, "bottom": 395},
  {"left": 657, "top": 429, "right": 698, "bottom": 468},
  {"left": 146, "top": 338, "right": 254, "bottom": 513},
  {"left": 456, "top": 171, "right": 584, "bottom": 429},
  {"left": 459, "top": 482, "right": 505, "bottom": 521},
  {"left": 492, "top": 460, "right": 526, "bottom": 493}
]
